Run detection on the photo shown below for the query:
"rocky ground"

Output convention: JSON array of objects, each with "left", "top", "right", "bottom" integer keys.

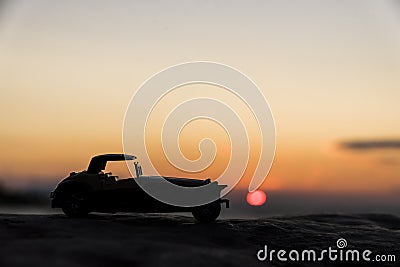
[{"left": 0, "top": 213, "right": 399, "bottom": 267}]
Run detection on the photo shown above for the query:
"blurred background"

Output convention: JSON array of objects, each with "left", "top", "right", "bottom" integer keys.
[{"left": 0, "top": 0, "right": 399, "bottom": 217}]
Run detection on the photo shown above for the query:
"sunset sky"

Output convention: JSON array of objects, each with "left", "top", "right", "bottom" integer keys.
[{"left": 1, "top": 0, "right": 400, "bottom": 194}]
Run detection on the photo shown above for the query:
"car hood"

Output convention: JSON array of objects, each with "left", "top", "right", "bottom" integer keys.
[{"left": 143, "top": 176, "right": 223, "bottom": 188}]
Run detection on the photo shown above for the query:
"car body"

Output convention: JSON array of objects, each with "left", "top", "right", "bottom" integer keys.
[{"left": 50, "top": 154, "right": 229, "bottom": 222}]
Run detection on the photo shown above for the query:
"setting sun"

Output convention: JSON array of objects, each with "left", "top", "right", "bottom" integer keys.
[{"left": 246, "top": 190, "right": 267, "bottom": 206}]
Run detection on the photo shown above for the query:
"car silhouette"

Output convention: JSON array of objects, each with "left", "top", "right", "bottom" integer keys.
[{"left": 50, "top": 154, "right": 229, "bottom": 222}]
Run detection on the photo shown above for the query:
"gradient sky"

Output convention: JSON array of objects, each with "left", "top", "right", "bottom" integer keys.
[{"left": 1, "top": 0, "right": 400, "bottom": 193}]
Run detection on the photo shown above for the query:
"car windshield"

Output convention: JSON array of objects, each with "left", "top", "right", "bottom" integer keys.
[{"left": 104, "top": 161, "right": 132, "bottom": 180}]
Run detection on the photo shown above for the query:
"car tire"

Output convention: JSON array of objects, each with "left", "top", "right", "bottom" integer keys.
[
  {"left": 192, "top": 201, "right": 221, "bottom": 223},
  {"left": 60, "top": 188, "right": 90, "bottom": 217}
]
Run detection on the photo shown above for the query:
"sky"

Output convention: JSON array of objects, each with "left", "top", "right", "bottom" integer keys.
[{"left": 0, "top": 0, "right": 400, "bottom": 195}]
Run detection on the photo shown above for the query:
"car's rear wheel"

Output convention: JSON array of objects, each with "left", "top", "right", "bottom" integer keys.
[
  {"left": 60, "top": 189, "right": 90, "bottom": 217},
  {"left": 192, "top": 201, "right": 221, "bottom": 223}
]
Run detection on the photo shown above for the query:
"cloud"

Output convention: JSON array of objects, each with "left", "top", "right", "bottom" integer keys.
[
  {"left": 378, "top": 157, "right": 399, "bottom": 165},
  {"left": 339, "top": 139, "right": 400, "bottom": 151}
]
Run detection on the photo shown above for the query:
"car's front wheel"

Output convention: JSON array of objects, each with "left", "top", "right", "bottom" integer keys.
[
  {"left": 192, "top": 201, "right": 221, "bottom": 223},
  {"left": 60, "top": 189, "right": 90, "bottom": 217}
]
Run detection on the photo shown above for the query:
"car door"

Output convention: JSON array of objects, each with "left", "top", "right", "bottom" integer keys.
[{"left": 101, "top": 176, "right": 149, "bottom": 211}]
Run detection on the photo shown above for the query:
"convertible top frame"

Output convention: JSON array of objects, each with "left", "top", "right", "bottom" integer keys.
[{"left": 87, "top": 154, "right": 136, "bottom": 174}]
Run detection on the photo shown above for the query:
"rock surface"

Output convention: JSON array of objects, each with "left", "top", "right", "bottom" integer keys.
[{"left": 0, "top": 213, "right": 399, "bottom": 266}]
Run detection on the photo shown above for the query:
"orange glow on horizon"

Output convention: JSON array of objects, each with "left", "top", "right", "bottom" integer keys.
[{"left": 0, "top": 1, "right": 399, "bottom": 195}]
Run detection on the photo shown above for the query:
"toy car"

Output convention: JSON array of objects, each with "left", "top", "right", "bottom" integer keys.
[{"left": 50, "top": 154, "right": 229, "bottom": 222}]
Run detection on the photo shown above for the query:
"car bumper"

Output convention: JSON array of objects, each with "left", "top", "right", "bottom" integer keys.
[
  {"left": 220, "top": 199, "right": 230, "bottom": 208},
  {"left": 50, "top": 191, "right": 59, "bottom": 208}
]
